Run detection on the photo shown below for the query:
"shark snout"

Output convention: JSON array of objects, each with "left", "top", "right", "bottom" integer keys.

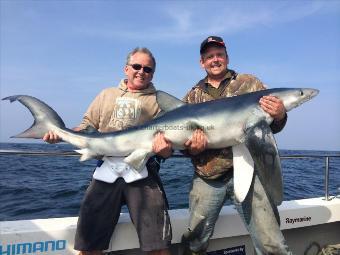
[{"left": 303, "top": 88, "right": 319, "bottom": 100}]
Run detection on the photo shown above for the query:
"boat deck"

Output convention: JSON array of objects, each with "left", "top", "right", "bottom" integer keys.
[{"left": 1, "top": 197, "right": 340, "bottom": 255}]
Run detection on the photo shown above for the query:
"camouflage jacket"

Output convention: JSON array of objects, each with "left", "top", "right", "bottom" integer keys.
[{"left": 183, "top": 69, "right": 287, "bottom": 179}]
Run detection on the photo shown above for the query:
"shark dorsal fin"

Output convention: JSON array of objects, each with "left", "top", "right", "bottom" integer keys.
[{"left": 156, "top": 91, "right": 185, "bottom": 112}]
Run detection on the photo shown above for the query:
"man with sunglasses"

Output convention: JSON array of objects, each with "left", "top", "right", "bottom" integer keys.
[
  {"left": 44, "top": 47, "right": 173, "bottom": 255},
  {"left": 181, "top": 36, "right": 292, "bottom": 254}
]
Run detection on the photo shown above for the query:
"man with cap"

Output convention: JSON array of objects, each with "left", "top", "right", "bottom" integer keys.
[{"left": 181, "top": 36, "right": 292, "bottom": 254}]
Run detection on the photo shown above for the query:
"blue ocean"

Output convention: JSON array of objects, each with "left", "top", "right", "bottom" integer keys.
[{"left": 0, "top": 143, "right": 339, "bottom": 221}]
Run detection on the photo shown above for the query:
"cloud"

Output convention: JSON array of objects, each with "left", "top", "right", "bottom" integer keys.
[{"left": 71, "top": 1, "right": 338, "bottom": 41}]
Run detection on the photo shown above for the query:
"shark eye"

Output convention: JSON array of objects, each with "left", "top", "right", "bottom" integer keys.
[{"left": 300, "top": 90, "right": 304, "bottom": 96}]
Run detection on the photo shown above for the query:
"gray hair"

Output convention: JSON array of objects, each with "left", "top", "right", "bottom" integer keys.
[{"left": 126, "top": 47, "right": 156, "bottom": 72}]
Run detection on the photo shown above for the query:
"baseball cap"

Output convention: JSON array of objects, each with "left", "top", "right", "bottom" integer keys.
[{"left": 200, "top": 36, "right": 226, "bottom": 54}]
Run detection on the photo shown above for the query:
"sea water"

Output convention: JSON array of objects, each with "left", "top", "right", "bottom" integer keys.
[{"left": 0, "top": 143, "right": 339, "bottom": 221}]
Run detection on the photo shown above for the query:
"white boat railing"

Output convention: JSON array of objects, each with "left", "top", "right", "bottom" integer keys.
[
  {"left": 279, "top": 155, "right": 339, "bottom": 201},
  {"left": 0, "top": 149, "right": 339, "bottom": 201}
]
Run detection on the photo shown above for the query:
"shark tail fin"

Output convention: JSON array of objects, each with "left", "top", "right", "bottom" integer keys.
[{"left": 2, "top": 95, "right": 66, "bottom": 139}]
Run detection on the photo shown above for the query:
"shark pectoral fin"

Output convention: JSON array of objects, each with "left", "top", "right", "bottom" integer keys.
[
  {"left": 232, "top": 143, "right": 254, "bottom": 203},
  {"left": 124, "top": 149, "right": 153, "bottom": 172},
  {"left": 245, "top": 121, "right": 283, "bottom": 205},
  {"left": 156, "top": 90, "right": 185, "bottom": 113},
  {"left": 75, "top": 148, "right": 96, "bottom": 161}
]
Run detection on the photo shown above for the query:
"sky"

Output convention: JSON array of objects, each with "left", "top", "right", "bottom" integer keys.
[{"left": 0, "top": 0, "right": 339, "bottom": 151}]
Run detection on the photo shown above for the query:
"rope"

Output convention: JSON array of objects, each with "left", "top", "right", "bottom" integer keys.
[
  {"left": 318, "top": 244, "right": 340, "bottom": 255},
  {"left": 304, "top": 242, "right": 340, "bottom": 255}
]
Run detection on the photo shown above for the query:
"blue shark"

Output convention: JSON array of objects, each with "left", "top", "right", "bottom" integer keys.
[{"left": 3, "top": 88, "right": 318, "bottom": 204}]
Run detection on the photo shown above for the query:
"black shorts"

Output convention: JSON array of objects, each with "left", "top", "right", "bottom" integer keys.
[{"left": 74, "top": 171, "right": 172, "bottom": 252}]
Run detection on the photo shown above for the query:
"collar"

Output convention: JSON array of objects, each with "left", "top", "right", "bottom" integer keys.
[
  {"left": 118, "top": 79, "right": 157, "bottom": 94},
  {"left": 196, "top": 69, "right": 237, "bottom": 91}
]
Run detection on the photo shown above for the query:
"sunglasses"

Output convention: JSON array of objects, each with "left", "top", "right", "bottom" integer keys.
[{"left": 128, "top": 64, "right": 153, "bottom": 74}]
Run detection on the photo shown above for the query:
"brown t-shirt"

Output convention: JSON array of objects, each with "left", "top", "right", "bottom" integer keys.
[{"left": 78, "top": 79, "right": 161, "bottom": 133}]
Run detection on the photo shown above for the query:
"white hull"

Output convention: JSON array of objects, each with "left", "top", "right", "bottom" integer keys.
[{"left": 1, "top": 197, "right": 339, "bottom": 255}]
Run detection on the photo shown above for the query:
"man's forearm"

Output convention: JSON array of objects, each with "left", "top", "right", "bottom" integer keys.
[{"left": 270, "top": 113, "right": 288, "bottom": 134}]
